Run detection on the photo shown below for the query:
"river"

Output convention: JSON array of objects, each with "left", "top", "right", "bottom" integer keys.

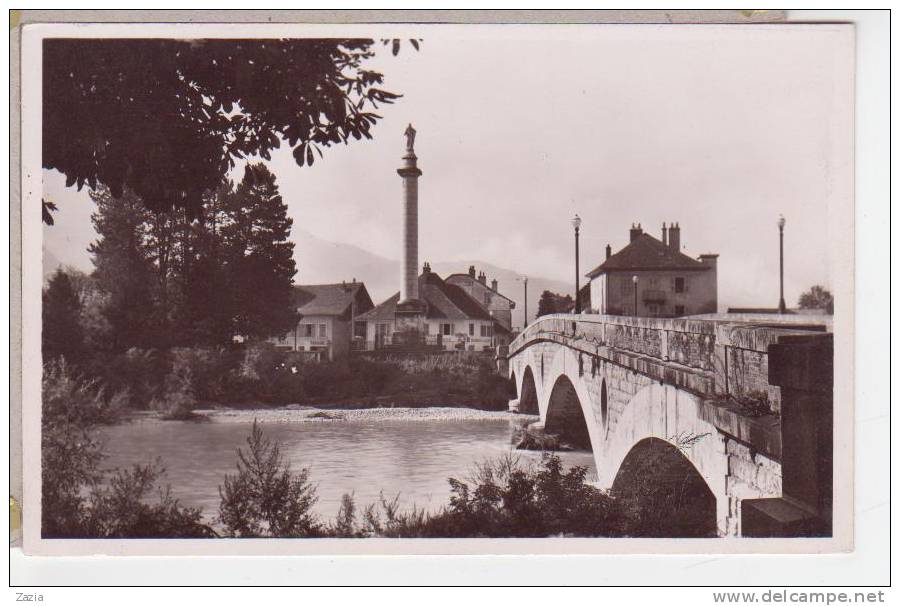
[{"left": 98, "top": 407, "right": 598, "bottom": 524}]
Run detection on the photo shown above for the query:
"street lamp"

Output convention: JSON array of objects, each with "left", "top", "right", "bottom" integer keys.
[
  {"left": 518, "top": 275, "right": 529, "bottom": 329},
  {"left": 572, "top": 214, "right": 582, "bottom": 314},
  {"left": 777, "top": 214, "right": 786, "bottom": 314},
  {"left": 632, "top": 275, "right": 639, "bottom": 317}
]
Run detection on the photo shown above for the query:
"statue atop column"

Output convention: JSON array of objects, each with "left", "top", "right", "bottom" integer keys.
[{"left": 404, "top": 123, "right": 417, "bottom": 153}]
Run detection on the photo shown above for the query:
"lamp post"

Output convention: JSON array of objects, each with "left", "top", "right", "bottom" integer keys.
[
  {"left": 519, "top": 276, "right": 529, "bottom": 329},
  {"left": 572, "top": 214, "right": 582, "bottom": 314},
  {"left": 777, "top": 214, "right": 786, "bottom": 314},
  {"left": 632, "top": 275, "right": 639, "bottom": 317}
]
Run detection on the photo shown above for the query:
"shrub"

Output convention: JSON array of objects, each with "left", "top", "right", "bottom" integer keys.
[
  {"left": 321, "top": 455, "right": 626, "bottom": 539},
  {"left": 41, "top": 363, "right": 213, "bottom": 538},
  {"left": 218, "top": 420, "right": 320, "bottom": 537},
  {"left": 85, "top": 462, "right": 214, "bottom": 538},
  {"left": 150, "top": 352, "right": 198, "bottom": 420},
  {"left": 329, "top": 493, "right": 363, "bottom": 538},
  {"left": 91, "top": 348, "right": 168, "bottom": 409}
]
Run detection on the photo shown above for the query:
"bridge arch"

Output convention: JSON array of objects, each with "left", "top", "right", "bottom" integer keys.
[
  {"left": 611, "top": 437, "right": 718, "bottom": 537},
  {"left": 537, "top": 344, "right": 605, "bottom": 453},
  {"left": 597, "top": 381, "right": 730, "bottom": 533},
  {"left": 543, "top": 375, "right": 591, "bottom": 449},
  {"left": 517, "top": 365, "right": 539, "bottom": 415}
]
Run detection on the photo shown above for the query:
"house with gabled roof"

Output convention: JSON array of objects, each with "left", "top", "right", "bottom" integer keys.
[
  {"left": 356, "top": 263, "right": 506, "bottom": 352},
  {"left": 268, "top": 281, "right": 374, "bottom": 360},
  {"left": 585, "top": 222, "right": 718, "bottom": 317},
  {"left": 445, "top": 265, "right": 516, "bottom": 334}
]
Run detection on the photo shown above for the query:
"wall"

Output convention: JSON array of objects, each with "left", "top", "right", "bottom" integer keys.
[
  {"left": 364, "top": 318, "right": 496, "bottom": 352},
  {"left": 597, "top": 269, "right": 716, "bottom": 317},
  {"left": 270, "top": 315, "right": 352, "bottom": 360}
]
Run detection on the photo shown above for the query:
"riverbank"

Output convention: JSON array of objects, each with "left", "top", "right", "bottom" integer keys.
[
  {"left": 127, "top": 405, "right": 537, "bottom": 425},
  {"left": 77, "top": 346, "right": 517, "bottom": 416}
]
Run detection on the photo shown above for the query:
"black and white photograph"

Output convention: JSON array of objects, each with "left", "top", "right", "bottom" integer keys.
[{"left": 17, "top": 16, "right": 859, "bottom": 561}]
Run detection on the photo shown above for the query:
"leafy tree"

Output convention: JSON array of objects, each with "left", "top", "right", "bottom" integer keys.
[
  {"left": 223, "top": 164, "right": 298, "bottom": 340},
  {"left": 218, "top": 420, "right": 320, "bottom": 537},
  {"left": 536, "top": 290, "right": 575, "bottom": 318},
  {"left": 798, "top": 285, "right": 834, "bottom": 314},
  {"left": 42, "top": 269, "right": 85, "bottom": 364},
  {"left": 43, "top": 38, "right": 408, "bottom": 219}
]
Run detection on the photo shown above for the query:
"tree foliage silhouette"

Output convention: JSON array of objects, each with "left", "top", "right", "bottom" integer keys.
[
  {"left": 798, "top": 285, "right": 834, "bottom": 314},
  {"left": 43, "top": 38, "right": 407, "bottom": 220}
]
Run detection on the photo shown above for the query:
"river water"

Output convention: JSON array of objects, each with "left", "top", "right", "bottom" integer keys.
[{"left": 98, "top": 408, "right": 597, "bottom": 524}]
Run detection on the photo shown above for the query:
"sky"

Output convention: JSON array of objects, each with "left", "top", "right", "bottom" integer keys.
[{"left": 43, "top": 25, "right": 852, "bottom": 310}]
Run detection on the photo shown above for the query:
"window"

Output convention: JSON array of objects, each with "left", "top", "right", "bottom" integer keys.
[
  {"left": 483, "top": 292, "right": 491, "bottom": 306},
  {"left": 675, "top": 305, "right": 685, "bottom": 316},
  {"left": 469, "top": 323, "right": 475, "bottom": 336},
  {"left": 278, "top": 334, "right": 287, "bottom": 343},
  {"left": 620, "top": 279, "right": 631, "bottom": 295},
  {"left": 423, "top": 323, "right": 430, "bottom": 334},
  {"left": 319, "top": 324, "right": 327, "bottom": 338},
  {"left": 353, "top": 321, "right": 367, "bottom": 338},
  {"left": 674, "top": 277, "right": 685, "bottom": 293},
  {"left": 480, "top": 324, "right": 493, "bottom": 337},
  {"left": 303, "top": 324, "right": 314, "bottom": 337},
  {"left": 442, "top": 323, "right": 451, "bottom": 335}
]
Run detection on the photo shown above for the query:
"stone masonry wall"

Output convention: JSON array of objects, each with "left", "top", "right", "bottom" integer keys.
[{"left": 724, "top": 437, "right": 782, "bottom": 536}]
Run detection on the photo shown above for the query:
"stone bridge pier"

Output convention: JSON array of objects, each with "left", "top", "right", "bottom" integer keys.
[{"left": 506, "top": 313, "right": 833, "bottom": 538}]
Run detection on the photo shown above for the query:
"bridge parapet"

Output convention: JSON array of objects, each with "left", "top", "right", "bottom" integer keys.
[{"left": 509, "top": 313, "right": 830, "bottom": 406}]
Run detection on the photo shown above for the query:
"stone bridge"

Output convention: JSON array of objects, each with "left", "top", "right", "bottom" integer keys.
[{"left": 503, "top": 313, "right": 833, "bottom": 537}]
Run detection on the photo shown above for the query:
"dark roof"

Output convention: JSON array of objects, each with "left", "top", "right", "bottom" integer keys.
[
  {"left": 586, "top": 233, "right": 710, "bottom": 278},
  {"left": 356, "top": 272, "right": 494, "bottom": 322},
  {"left": 444, "top": 273, "right": 516, "bottom": 304},
  {"left": 292, "top": 283, "right": 368, "bottom": 316}
]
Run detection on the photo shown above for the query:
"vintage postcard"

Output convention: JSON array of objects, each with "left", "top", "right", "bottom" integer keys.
[{"left": 18, "top": 20, "right": 854, "bottom": 556}]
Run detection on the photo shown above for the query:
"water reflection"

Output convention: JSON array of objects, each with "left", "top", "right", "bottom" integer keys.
[{"left": 98, "top": 415, "right": 597, "bottom": 522}]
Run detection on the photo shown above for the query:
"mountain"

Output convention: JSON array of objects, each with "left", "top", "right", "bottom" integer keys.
[
  {"left": 291, "top": 228, "right": 399, "bottom": 301},
  {"left": 291, "top": 229, "right": 572, "bottom": 330}
]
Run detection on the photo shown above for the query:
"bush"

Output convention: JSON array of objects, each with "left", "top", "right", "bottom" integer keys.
[
  {"left": 85, "top": 462, "right": 214, "bottom": 538},
  {"left": 41, "top": 363, "right": 213, "bottom": 538},
  {"left": 88, "top": 348, "right": 169, "bottom": 409},
  {"left": 323, "top": 454, "right": 626, "bottom": 538},
  {"left": 218, "top": 420, "right": 320, "bottom": 537}
]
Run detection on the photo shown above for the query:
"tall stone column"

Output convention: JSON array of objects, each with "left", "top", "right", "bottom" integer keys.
[{"left": 397, "top": 124, "right": 423, "bottom": 305}]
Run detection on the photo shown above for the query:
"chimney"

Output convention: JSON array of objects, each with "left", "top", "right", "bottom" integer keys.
[
  {"left": 605, "top": 244, "right": 612, "bottom": 259},
  {"left": 661, "top": 222, "right": 668, "bottom": 246},
  {"left": 629, "top": 222, "right": 643, "bottom": 242},
  {"left": 468, "top": 265, "right": 476, "bottom": 278},
  {"left": 491, "top": 278, "right": 498, "bottom": 291},
  {"left": 698, "top": 253, "right": 718, "bottom": 269},
  {"left": 668, "top": 222, "right": 681, "bottom": 251},
  {"left": 422, "top": 261, "right": 431, "bottom": 275},
  {"left": 478, "top": 271, "right": 486, "bottom": 285}
]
